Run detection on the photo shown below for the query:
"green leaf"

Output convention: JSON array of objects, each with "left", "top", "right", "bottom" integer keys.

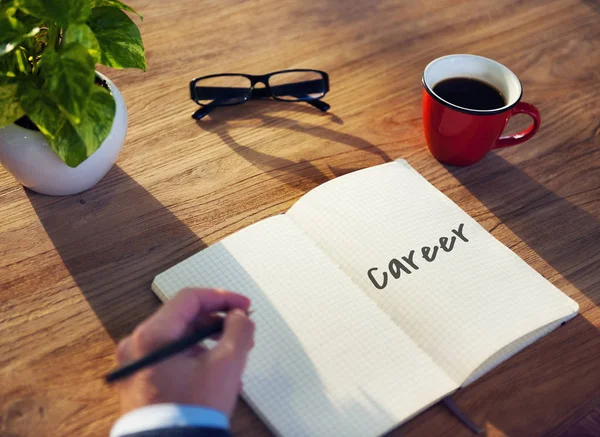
[
  {"left": 70, "top": 85, "right": 115, "bottom": 157},
  {"left": 14, "top": 7, "right": 44, "bottom": 28},
  {"left": 0, "top": 1, "right": 16, "bottom": 14},
  {"left": 15, "top": 0, "right": 90, "bottom": 26},
  {"left": 48, "top": 122, "right": 87, "bottom": 167},
  {"left": 0, "top": 6, "right": 39, "bottom": 55},
  {"left": 0, "top": 83, "right": 24, "bottom": 126},
  {"left": 0, "top": 55, "right": 13, "bottom": 76},
  {"left": 0, "top": 46, "right": 30, "bottom": 76},
  {"left": 49, "top": 86, "right": 116, "bottom": 167},
  {"left": 89, "top": 7, "right": 146, "bottom": 71},
  {"left": 91, "top": 0, "right": 142, "bottom": 20},
  {"left": 40, "top": 42, "right": 95, "bottom": 122},
  {"left": 18, "top": 80, "right": 66, "bottom": 137},
  {"left": 63, "top": 23, "right": 100, "bottom": 63}
]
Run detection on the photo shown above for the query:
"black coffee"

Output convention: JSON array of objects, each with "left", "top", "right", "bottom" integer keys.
[{"left": 433, "top": 77, "right": 506, "bottom": 110}]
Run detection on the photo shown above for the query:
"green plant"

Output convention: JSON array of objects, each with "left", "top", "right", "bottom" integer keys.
[{"left": 0, "top": 0, "right": 145, "bottom": 167}]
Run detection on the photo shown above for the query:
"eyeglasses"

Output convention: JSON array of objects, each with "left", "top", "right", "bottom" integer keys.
[{"left": 189, "top": 69, "right": 330, "bottom": 120}]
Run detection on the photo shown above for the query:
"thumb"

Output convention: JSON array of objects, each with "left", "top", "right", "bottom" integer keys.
[{"left": 214, "top": 309, "right": 255, "bottom": 359}]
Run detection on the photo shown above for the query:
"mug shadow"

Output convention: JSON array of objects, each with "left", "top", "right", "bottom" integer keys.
[
  {"left": 25, "top": 165, "right": 207, "bottom": 341},
  {"left": 446, "top": 153, "right": 600, "bottom": 307},
  {"left": 196, "top": 101, "right": 392, "bottom": 190},
  {"left": 436, "top": 152, "right": 600, "bottom": 437}
]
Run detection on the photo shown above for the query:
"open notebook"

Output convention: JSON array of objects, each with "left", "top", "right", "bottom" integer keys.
[{"left": 152, "top": 160, "right": 578, "bottom": 437}]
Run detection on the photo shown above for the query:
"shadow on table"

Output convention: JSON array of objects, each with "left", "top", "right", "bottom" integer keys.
[
  {"left": 196, "top": 100, "right": 391, "bottom": 190},
  {"left": 398, "top": 153, "right": 600, "bottom": 436},
  {"left": 26, "top": 165, "right": 206, "bottom": 341},
  {"left": 446, "top": 153, "right": 600, "bottom": 307},
  {"left": 582, "top": 0, "right": 600, "bottom": 14},
  {"left": 26, "top": 162, "right": 398, "bottom": 434}
]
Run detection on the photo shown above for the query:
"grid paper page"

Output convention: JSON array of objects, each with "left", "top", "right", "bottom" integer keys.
[
  {"left": 153, "top": 215, "right": 457, "bottom": 437},
  {"left": 462, "top": 319, "right": 564, "bottom": 386},
  {"left": 287, "top": 160, "right": 579, "bottom": 385}
]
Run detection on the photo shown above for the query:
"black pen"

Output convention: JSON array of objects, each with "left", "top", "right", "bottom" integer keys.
[{"left": 105, "top": 311, "right": 253, "bottom": 384}]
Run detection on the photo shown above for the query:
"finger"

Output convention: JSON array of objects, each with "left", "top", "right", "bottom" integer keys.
[
  {"left": 186, "top": 343, "right": 209, "bottom": 358},
  {"left": 190, "top": 313, "right": 225, "bottom": 341},
  {"left": 133, "top": 289, "right": 250, "bottom": 352},
  {"left": 116, "top": 336, "right": 134, "bottom": 365},
  {"left": 184, "top": 314, "right": 224, "bottom": 356},
  {"left": 214, "top": 309, "right": 255, "bottom": 359},
  {"left": 153, "top": 288, "right": 250, "bottom": 333},
  {"left": 190, "top": 313, "right": 225, "bottom": 332},
  {"left": 208, "top": 333, "right": 223, "bottom": 341}
]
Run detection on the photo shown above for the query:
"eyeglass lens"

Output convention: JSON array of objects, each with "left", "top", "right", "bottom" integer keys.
[
  {"left": 194, "top": 71, "right": 326, "bottom": 106},
  {"left": 194, "top": 75, "right": 252, "bottom": 106},
  {"left": 268, "top": 71, "right": 326, "bottom": 101}
]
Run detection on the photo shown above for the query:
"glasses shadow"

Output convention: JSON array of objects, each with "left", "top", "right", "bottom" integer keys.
[
  {"left": 195, "top": 101, "right": 392, "bottom": 190},
  {"left": 25, "top": 165, "right": 207, "bottom": 341}
]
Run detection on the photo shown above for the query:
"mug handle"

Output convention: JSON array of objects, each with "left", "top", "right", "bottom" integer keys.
[{"left": 493, "top": 102, "right": 541, "bottom": 149}]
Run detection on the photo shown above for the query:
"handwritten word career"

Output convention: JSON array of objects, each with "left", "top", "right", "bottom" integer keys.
[{"left": 367, "top": 223, "right": 469, "bottom": 290}]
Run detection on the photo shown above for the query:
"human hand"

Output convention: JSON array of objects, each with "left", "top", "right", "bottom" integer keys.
[{"left": 115, "top": 288, "right": 255, "bottom": 416}]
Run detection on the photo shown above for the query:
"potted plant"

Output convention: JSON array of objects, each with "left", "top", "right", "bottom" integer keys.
[{"left": 0, "top": 0, "right": 145, "bottom": 195}]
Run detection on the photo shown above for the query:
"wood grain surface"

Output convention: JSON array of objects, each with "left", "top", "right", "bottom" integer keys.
[{"left": 1, "top": 0, "right": 599, "bottom": 436}]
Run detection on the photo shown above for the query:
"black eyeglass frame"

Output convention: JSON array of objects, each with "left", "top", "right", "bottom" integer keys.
[{"left": 189, "top": 69, "right": 330, "bottom": 120}]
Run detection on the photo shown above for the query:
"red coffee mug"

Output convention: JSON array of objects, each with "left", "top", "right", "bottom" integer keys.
[{"left": 422, "top": 54, "right": 541, "bottom": 166}]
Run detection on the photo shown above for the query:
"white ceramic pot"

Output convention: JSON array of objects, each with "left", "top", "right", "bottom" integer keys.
[{"left": 0, "top": 72, "right": 127, "bottom": 196}]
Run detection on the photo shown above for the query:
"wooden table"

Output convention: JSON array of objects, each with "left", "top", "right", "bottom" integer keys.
[{"left": 1, "top": 0, "right": 599, "bottom": 435}]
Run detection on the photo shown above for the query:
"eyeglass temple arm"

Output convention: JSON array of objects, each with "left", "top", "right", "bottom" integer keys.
[
  {"left": 307, "top": 99, "right": 330, "bottom": 112},
  {"left": 191, "top": 100, "right": 327, "bottom": 119},
  {"left": 258, "top": 81, "right": 330, "bottom": 111},
  {"left": 193, "top": 80, "right": 326, "bottom": 101},
  {"left": 250, "top": 85, "right": 329, "bottom": 111},
  {"left": 192, "top": 105, "right": 215, "bottom": 120},
  {"left": 252, "top": 82, "right": 330, "bottom": 112}
]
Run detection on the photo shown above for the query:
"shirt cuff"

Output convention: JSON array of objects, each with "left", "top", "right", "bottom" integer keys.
[{"left": 110, "top": 404, "right": 229, "bottom": 437}]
